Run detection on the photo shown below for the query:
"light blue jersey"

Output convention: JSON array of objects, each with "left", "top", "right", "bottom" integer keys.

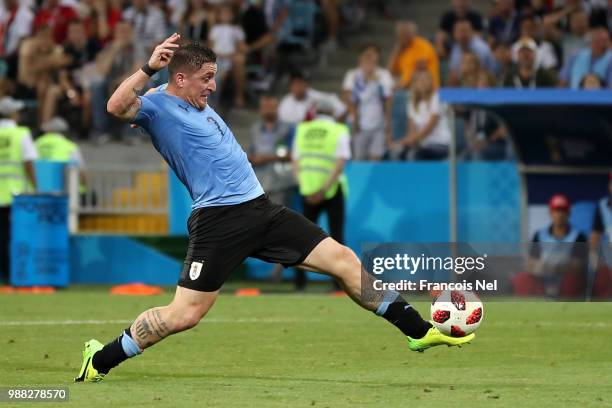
[{"left": 133, "top": 91, "right": 264, "bottom": 208}]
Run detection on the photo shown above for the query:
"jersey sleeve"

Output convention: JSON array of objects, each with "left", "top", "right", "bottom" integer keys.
[{"left": 132, "top": 95, "right": 160, "bottom": 128}]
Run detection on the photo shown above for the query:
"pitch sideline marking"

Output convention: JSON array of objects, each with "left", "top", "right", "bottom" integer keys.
[
  {"left": 0, "top": 317, "right": 323, "bottom": 326},
  {"left": 0, "top": 319, "right": 611, "bottom": 328}
]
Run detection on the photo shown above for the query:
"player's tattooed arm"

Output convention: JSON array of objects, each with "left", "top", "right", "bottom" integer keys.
[
  {"left": 107, "top": 33, "right": 180, "bottom": 122},
  {"left": 106, "top": 70, "right": 147, "bottom": 121}
]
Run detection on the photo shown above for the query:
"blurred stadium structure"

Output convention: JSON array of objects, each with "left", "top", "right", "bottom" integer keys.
[{"left": 0, "top": 0, "right": 610, "bottom": 297}]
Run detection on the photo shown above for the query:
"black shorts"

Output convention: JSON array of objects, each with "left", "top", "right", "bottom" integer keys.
[{"left": 178, "top": 194, "right": 328, "bottom": 292}]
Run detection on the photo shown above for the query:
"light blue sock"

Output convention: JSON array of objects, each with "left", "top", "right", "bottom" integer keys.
[
  {"left": 374, "top": 290, "right": 402, "bottom": 316},
  {"left": 121, "top": 331, "right": 142, "bottom": 357}
]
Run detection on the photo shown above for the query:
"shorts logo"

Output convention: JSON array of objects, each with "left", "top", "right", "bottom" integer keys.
[{"left": 189, "top": 261, "right": 203, "bottom": 280}]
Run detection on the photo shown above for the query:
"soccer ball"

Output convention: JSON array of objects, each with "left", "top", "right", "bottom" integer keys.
[{"left": 430, "top": 290, "right": 483, "bottom": 337}]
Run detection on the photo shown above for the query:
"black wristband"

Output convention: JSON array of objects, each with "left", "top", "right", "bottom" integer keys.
[{"left": 141, "top": 63, "right": 158, "bottom": 77}]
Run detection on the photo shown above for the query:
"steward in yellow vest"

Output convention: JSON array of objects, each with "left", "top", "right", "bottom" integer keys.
[
  {"left": 35, "top": 132, "right": 80, "bottom": 162},
  {"left": 0, "top": 125, "right": 36, "bottom": 206},
  {"left": 291, "top": 100, "right": 351, "bottom": 291},
  {"left": 0, "top": 96, "right": 38, "bottom": 283},
  {"left": 36, "top": 117, "right": 86, "bottom": 194}
]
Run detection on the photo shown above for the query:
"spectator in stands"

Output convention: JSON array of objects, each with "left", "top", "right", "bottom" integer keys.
[
  {"left": 439, "top": 0, "right": 484, "bottom": 35},
  {"left": 513, "top": 194, "right": 588, "bottom": 298},
  {"left": 543, "top": 0, "right": 606, "bottom": 33},
  {"left": 343, "top": 44, "right": 394, "bottom": 161},
  {"left": 122, "top": 0, "right": 167, "bottom": 63},
  {"left": 209, "top": 4, "right": 247, "bottom": 108},
  {"left": 33, "top": 0, "right": 78, "bottom": 44},
  {"left": 248, "top": 94, "right": 294, "bottom": 203},
  {"left": 559, "top": 26, "right": 612, "bottom": 89},
  {"left": 0, "top": 96, "right": 37, "bottom": 284},
  {"left": 394, "top": 70, "right": 451, "bottom": 160},
  {"left": 466, "top": 70, "right": 511, "bottom": 160},
  {"left": 80, "top": 0, "right": 123, "bottom": 45},
  {"left": 556, "top": 10, "right": 590, "bottom": 67},
  {"left": 273, "top": 0, "right": 319, "bottom": 78},
  {"left": 448, "top": 19, "right": 497, "bottom": 86},
  {"left": 318, "top": 0, "right": 340, "bottom": 51},
  {"left": 262, "top": 0, "right": 291, "bottom": 34},
  {"left": 580, "top": 72, "right": 605, "bottom": 88},
  {"left": 178, "top": 0, "right": 213, "bottom": 43},
  {"left": 592, "top": 172, "right": 612, "bottom": 245},
  {"left": 0, "top": 0, "right": 34, "bottom": 81},
  {"left": 17, "top": 23, "right": 72, "bottom": 126},
  {"left": 488, "top": 0, "right": 522, "bottom": 47},
  {"left": 387, "top": 21, "right": 440, "bottom": 89},
  {"left": 458, "top": 51, "right": 481, "bottom": 87},
  {"left": 278, "top": 71, "right": 346, "bottom": 126},
  {"left": 504, "top": 38, "right": 557, "bottom": 88},
  {"left": 249, "top": 94, "right": 293, "bottom": 166},
  {"left": 590, "top": 173, "right": 612, "bottom": 297},
  {"left": 89, "top": 21, "right": 142, "bottom": 143},
  {"left": 436, "top": 0, "right": 484, "bottom": 61},
  {"left": 512, "top": 15, "right": 558, "bottom": 70},
  {"left": 493, "top": 41, "right": 514, "bottom": 85},
  {"left": 41, "top": 20, "right": 100, "bottom": 129},
  {"left": 514, "top": 0, "right": 550, "bottom": 19},
  {"left": 241, "top": 0, "right": 275, "bottom": 74}
]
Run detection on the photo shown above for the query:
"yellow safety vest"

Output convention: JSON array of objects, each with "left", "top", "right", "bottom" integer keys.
[
  {"left": 294, "top": 119, "right": 349, "bottom": 199},
  {"left": 0, "top": 126, "right": 30, "bottom": 206},
  {"left": 35, "top": 132, "right": 86, "bottom": 194},
  {"left": 35, "top": 132, "right": 78, "bottom": 161}
]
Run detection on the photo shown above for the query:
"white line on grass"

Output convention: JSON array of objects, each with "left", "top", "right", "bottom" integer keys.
[
  {"left": 0, "top": 317, "right": 323, "bottom": 326},
  {"left": 0, "top": 319, "right": 610, "bottom": 328}
]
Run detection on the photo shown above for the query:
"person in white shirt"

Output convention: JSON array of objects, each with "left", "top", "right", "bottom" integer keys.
[
  {"left": 342, "top": 44, "right": 393, "bottom": 161},
  {"left": 394, "top": 70, "right": 451, "bottom": 160},
  {"left": 0, "top": 0, "right": 34, "bottom": 58},
  {"left": 209, "top": 5, "right": 247, "bottom": 108},
  {"left": 278, "top": 71, "right": 347, "bottom": 126}
]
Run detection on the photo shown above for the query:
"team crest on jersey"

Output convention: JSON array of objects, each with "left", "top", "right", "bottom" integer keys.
[
  {"left": 207, "top": 117, "right": 224, "bottom": 134},
  {"left": 189, "top": 261, "right": 204, "bottom": 280}
]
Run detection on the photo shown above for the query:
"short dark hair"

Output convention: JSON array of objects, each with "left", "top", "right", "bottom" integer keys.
[
  {"left": 168, "top": 41, "right": 217, "bottom": 76},
  {"left": 360, "top": 43, "right": 381, "bottom": 55},
  {"left": 289, "top": 70, "right": 310, "bottom": 83},
  {"left": 454, "top": 18, "right": 473, "bottom": 29}
]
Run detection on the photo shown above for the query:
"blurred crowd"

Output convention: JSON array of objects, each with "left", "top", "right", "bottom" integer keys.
[{"left": 0, "top": 0, "right": 610, "bottom": 161}]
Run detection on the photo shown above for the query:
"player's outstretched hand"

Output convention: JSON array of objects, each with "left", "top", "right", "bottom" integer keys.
[{"left": 148, "top": 33, "right": 181, "bottom": 71}]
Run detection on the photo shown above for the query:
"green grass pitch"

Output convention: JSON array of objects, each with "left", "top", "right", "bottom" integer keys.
[{"left": 1, "top": 287, "right": 611, "bottom": 407}]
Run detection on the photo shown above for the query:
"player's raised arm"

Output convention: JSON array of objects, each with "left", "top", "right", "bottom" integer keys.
[{"left": 107, "top": 33, "right": 180, "bottom": 121}]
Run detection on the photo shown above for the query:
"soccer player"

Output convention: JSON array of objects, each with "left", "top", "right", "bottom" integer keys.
[{"left": 75, "top": 34, "right": 474, "bottom": 383}]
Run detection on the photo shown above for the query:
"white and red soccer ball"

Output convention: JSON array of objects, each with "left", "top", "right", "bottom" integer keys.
[{"left": 430, "top": 290, "right": 483, "bottom": 337}]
